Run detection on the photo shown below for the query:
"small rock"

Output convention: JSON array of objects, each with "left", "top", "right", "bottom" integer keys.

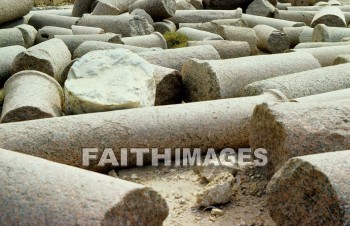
[
  {"left": 211, "top": 208, "right": 224, "bottom": 216},
  {"left": 131, "top": 174, "right": 139, "bottom": 180}
]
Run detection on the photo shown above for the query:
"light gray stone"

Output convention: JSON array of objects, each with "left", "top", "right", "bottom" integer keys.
[
  {"left": 0, "top": 28, "right": 25, "bottom": 48},
  {"left": 242, "top": 13, "right": 306, "bottom": 29},
  {"left": 0, "top": 46, "right": 26, "bottom": 86},
  {"left": 71, "top": 25, "right": 105, "bottom": 35},
  {"left": 273, "top": 9, "right": 315, "bottom": 26},
  {"left": 36, "top": 26, "right": 73, "bottom": 44},
  {"left": 16, "top": 24, "right": 37, "bottom": 48},
  {"left": 154, "top": 20, "right": 177, "bottom": 34},
  {"left": 311, "top": 6, "right": 347, "bottom": 27},
  {"left": 65, "top": 49, "right": 156, "bottom": 114},
  {"left": 282, "top": 26, "right": 305, "bottom": 47},
  {"left": 254, "top": 24, "right": 290, "bottom": 53},
  {"left": 294, "top": 88, "right": 350, "bottom": 103},
  {"left": 128, "top": 0, "right": 177, "bottom": 21},
  {"left": 176, "top": 27, "right": 224, "bottom": 41},
  {"left": 92, "top": 0, "right": 120, "bottom": 15},
  {"left": 179, "top": 18, "right": 249, "bottom": 33},
  {"left": 176, "top": 0, "right": 196, "bottom": 10},
  {"left": 122, "top": 32, "right": 167, "bottom": 49},
  {"left": 334, "top": 54, "right": 350, "bottom": 64},
  {"left": 313, "top": 24, "right": 350, "bottom": 42},
  {"left": 246, "top": 0, "right": 276, "bottom": 17},
  {"left": 299, "top": 26, "right": 313, "bottom": 42},
  {"left": 28, "top": 14, "right": 79, "bottom": 30},
  {"left": 72, "top": 0, "right": 96, "bottom": 17},
  {"left": 0, "top": 0, "right": 33, "bottom": 25}
]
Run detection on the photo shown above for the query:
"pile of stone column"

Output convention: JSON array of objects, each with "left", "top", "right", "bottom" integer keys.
[{"left": 0, "top": 0, "right": 350, "bottom": 224}]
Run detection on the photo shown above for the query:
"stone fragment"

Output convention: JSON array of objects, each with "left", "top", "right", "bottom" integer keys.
[
  {"left": 128, "top": 0, "right": 176, "bottom": 21},
  {"left": 0, "top": 148, "right": 169, "bottom": 226},
  {"left": 295, "top": 41, "right": 350, "bottom": 48},
  {"left": 182, "top": 52, "right": 320, "bottom": 102},
  {"left": 153, "top": 20, "right": 177, "bottom": 34},
  {"left": 188, "top": 0, "right": 203, "bottom": 9},
  {"left": 253, "top": 25, "right": 290, "bottom": 53},
  {"left": 130, "top": 9, "right": 155, "bottom": 25},
  {"left": 72, "top": 0, "right": 96, "bottom": 17},
  {"left": 12, "top": 38, "right": 72, "bottom": 82},
  {"left": 246, "top": 0, "right": 276, "bottom": 17},
  {"left": 0, "top": 0, "right": 33, "bottom": 25},
  {"left": 65, "top": 49, "right": 156, "bottom": 114},
  {"left": 176, "top": 0, "right": 196, "bottom": 10},
  {"left": 313, "top": 24, "right": 350, "bottom": 42},
  {"left": 273, "top": 9, "right": 315, "bottom": 25},
  {"left": 176, "top": 27, "right": 224, "bottom": 41},
  {"left": 179, "top": 18, "right": 248, "bottom": 33},
  {"left": 299, "top": 26, "right": 313, "bottom": 42},
  {"left": 311, "top": 6, "right": 347, "bottom": 27},
  {"left": 16, "top": 24, "right": 37, "bottom": 48},
  {"left": 122, "top": 32, "right": 167, "bottom": 49},
  {"left": 267, "top": 150, "right": 350, "bottom": 225},
  {"left": 92, "top": 0, "right": 120, "bottom": 15},
  {"left": 1, "top": 71, "right": 63, "bottom": 123},
  {"left": 36, "top": 26, "right": 73, "bottom": 44},
  {"left": 282, "top": 26, "right": 305, "bottom": 47},
  {"left": 0, "top": 46, "right": 26, "bottom": 86}
]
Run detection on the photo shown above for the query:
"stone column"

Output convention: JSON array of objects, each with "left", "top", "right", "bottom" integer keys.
[
  {"left": 295, "top": 41, "right": 350, "bottom": 49},
  {"left": 182, "top": 52, "right": 320, "bottom": 102},
  {"left": 176, "top": 27, "right": 223, "bottom": 41},
  {"left": 273, "top": 9, "right": 315, "bottom": 25},
  {"left": 294, "top": 88, "right": 350, "bottom": 103},
  {"left": 0, "top": 28, "right": 25, "bottom": 48},
  {"left": 299, "top": 26, "right": 313, "bottom": 42},
  {"left": 154, "top": 19, "right": 177, "bottom": 34},
  {"left": 36, "top": 26, "right": 73, "bottom": 44},
  {"left": 242, "top": 63, "right": 350, "bottom": 98},
  {"left": 249, "top": 100, "right": 350, "bottom": 177},
  {"left": 282, "top": 26, "right": 305, "bottom": 47},
  {"left": 28, "top": 14, "right": 79, "bottom": 30},
  {"left": 72, "top": 0, "right": 96, "bottom": 17},
  {"left": 311, "top": 6, "right": 347, "bottom": 27},
  {"left": 0, "top": 90, "right": 287, "bottom": 172},
  {"left": 128, "top": 0, "right": 177, "bottom": 21},
  {"left": 0, "top": 0, "right": 33, "bottom": 25},
  {"left": 313, "top": 24, "right": 350, "bottom": 42},
  {"left": 16, "top": 24, "right": 37, "bottom": 48},
  {"left": 253, "top": 24, "right": 290, "bottom": 53},
  {"left": 122, "top": 32, "right": 168, "bottom": 49},
  {"left": 1, "top": 71, "right": 64, "bottom": 123},
  {"left": 242, "top": 13, "right": 306, "bottom": 30},
  {"left": 267, "top": 150, "right": 350, "bottom": 225},
  {"left": 0, "top": 148, "right": 168, "bottom": 226},
  {"left": 72, "top": 25, "right": 105, "bottom": 35},
  {"left": 0, "top": 46, "right": 26, "bottom": 86}
]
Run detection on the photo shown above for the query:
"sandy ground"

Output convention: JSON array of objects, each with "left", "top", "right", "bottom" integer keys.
[{"left": 115, "top": 163, "right": 276, "bottom": 226}]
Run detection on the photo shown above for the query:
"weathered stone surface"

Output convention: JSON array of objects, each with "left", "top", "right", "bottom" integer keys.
[
  {"left": 72, "top": 0, "right": 96, "bottom": 17},
  {"left": 0, "top": 148, "right": 169, "bottom": 226},
  {"left": 73, "top": 41, "right": 162, "bottom": 59},
  {"left": 188, "top": 0, "right": 203, "bottom": 9},
  {"left": 16, "top": 24, "right": 37, "bottom": 48},
  {"left": 299, "top": 26, "right": 313, "bottom": 42},
  {"left": 122, "top": 32, "right": 167, "bottom": 49},
  {"left": 242, "top": 13, "right": 306, "bottom": 29},
  {"left": 153, "top": 65, "right": 183, "bottom": 105},
  {"left": 276, "top": 2, "right": 291, "bottom": 9},
  {"left": 217, "top": 25, "right": 259, "bottom": 55},
  {"left": 253, "top": 25, "right": 290, "bottom": 53},
  {"left": 334, "top": 54, "right": 350, "bottom": 64},
  {"left": 246, "top": 0, "right": 276, "bottom": 17},
  {"left": 130, "top": 9, "right": 155, "bottom": 25},
  {"left": 311, "top": 6, "right": 347, "bottom": 27},
  {"left": 295, "top": 41, "right": 350, "bottom": 48},
  {"left": 196, "top": 172, "right": 235, "bottom": 207},
  {"left": 313, "top": 24, "right": 350, "bottom": 42},
  {"left": 55, "top": 33, "right": 123, "bottom": 54},
  {"left": 0, "top": 28, "right": 25, "bottom": 48},
  {"left": 71, "top": 25, "right": 105, "bottom": 35},
  {"left": 289, "top": 45, "right": 350, "bottom": 66},
  {"left": 273, "top": 9, "right": 315, "bottom": 25},
  {"left": 65, "top": 49, "right": 156, "bottom": 114},
  {"left": 154, "top": 19, "right": 177, "bottom": 34},
  {"left": 0, "top": 0, "right": 33, "bottom": 25},
  {"left": 182, "top": 52, "right": 320, "bottom": 102},
  {"left": 282, "top": 26, "right": 305, "bottom": 47},
  {"left": 92, "top": 0, "right": 120, "bottom": 15},
  {"left": 249, "top": 100, "right": 350, "bottom": 177},
  {"left": 176, "top": 0, "right": 196, "bottom": 10},
  {"left": 77, "top": 14, "right": 154, "bottom": 37},
  {"left": 1, "top": 71, "right": 63, "bottom": 123},
  {"left": 187, "top": 40, "right": 251, "bottom": 59},
  {"left": 0, "top": 90, "right": 286, "bottom": 172},
  {"left": 28, "top": 14, "right": 79, "bottom": 30},
  {"left": 0, "top": 46, "right": 26, "bottom": 86},
  {"left": 242, "top": 63, "right": 350, "bottom": 98},
  {"left": 12, "top": 38, "right": 72, "bottom": 82},
  {"left": 179, "top": 18, "right": 248, "bottom": 33},
  {"left": 138, "top": 45, "right": 220, "bottom": 71},
  {"left": 294, "top": 88, "right": 350, "bottom": 103},
  {"left": 128, "top": 0, "right": 176, "bottom": 21},
  {"left": 167, "top": 9, "right": 242, "bottom": 26},
  {"left": 287, "top": 5, "right": 350, "bottom": 11},
  {"left": 267, "top": 150, "right": 350, "bottom": 225},
  {"left": 176, "top": 27, "right": 224, "bottom": 41},
  {"left": 36, "top": 26, "right": 73, "bottom": 44}
]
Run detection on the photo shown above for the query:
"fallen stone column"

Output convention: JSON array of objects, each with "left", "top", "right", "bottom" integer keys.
[
  {"left": 12, "top": 38, "right": 72, "bottom": 82},
  {"left": 242, "top": 13, "right": 306, "bottom": 30},
  {"left": 72, "top": 25, "right": 105, "bottom": 35},
  {"left": 72, "top": 0, "right": 96, "bottom": 17},
  {"left": 0, "top": 28, "right": 25, "bottom": 48},
  {"left": 176, "top": 27, "right": 223, "bottom": 41},
  {"left": 55, "top": 33, "right": 123, "bottom": 54},
  {"left": 289, "top": 45, "right": 350, "bottom": 66},
  {"left": 294, "top": 88, "right": 350, "bottom": 103},
  {"left": 334, "top": 54, "right": 350, "bottom": 64},
  {"left": 0, "top": 0, "right": 33, "bottom": 25},
  {"left": 167, "top": 9, "right": 242, "bottom": 26},
  {"left": 187, "top": 40, "right": 251, "bottom": 59},
  {"left": 246, "top": 0, "right": 276, "bottom": 17},
  {"left": 295, "top": 41, "right": 350, "bottom": 48},
  {"left": 77, "top": 14, "right": 154, "bottom": 37},
  {"left": 91, "top": 0, "right": 120, "bottom": 15},
  {"left": 310, "top": 6, "right": 346, "bottom": 27},
  {"left": 299, "top": 26, "right": 313, "bottom": 42},
  {"left": 176, "top": 0, "right": 196, "bottom": 10},
  {"left": 154, "top": 19, "right": 177, "bottom": 34},
  {"left": 287, "top": 5, "right": 350, "bottom": 11},
  {"left": 253, "top": 24, "right": 290, "bottom": 53},
  {"left": 281, "top": 26, "right": 305, "bottom": 47},
  {"left": 242, "top": 63, "right": 350, "bottom": 98},
  {"left": 313, "top": 24, "right": 350, "bottom": 42},
  {"left": 28, "top": 14, "right": 79, "bottom": 30},
  {"left": 73, "top": 41, "right": 162, "bottom": 59},
  {"left": 122, "top": 32, "right": 167, "bottom": 49},
  {"left": 138, "top": 45, "right": 221, "bottom": 71},
  {"left": 182, "top": 52, "right": 320, "bottom": 102},
  {"left": 128, "top": 0, "right": 176, "bottom": 21},
  {"left": 273, "top": 9, "right": 315, "bottom": 25},
  {"left": 0, "top": 148, "right": 168, "bottom": 226},
  {"left": 88, "top": 0, "right": 139, "bottom": 17},
  {"left": 179, "top": 18, "right": 248, "bottom": 33},
  {"left": 0, "top": 46, "right": 26, "bottom": 86},
  {"left": 217, "top": 25, "right": 259, "bottom": 55},
  {"left": 0, "top": 90, "right": 287, "bottom": 172},
  {"left": 249, "top": 100, "right": 350, "bottom": 177},
  {"left": 1, "top": 71, "right": 64, "bottom": 123},
  {"left": 153, "top": 65, "right": 183, "bottom": 105},
  {"left": 267, "top": 150, "right": 350, "bottom": 225},
  {"left": 36, "top": 26, "right": 73, "bottom": 44},
  {"left": 276, "top": 2, "right": 291, "bottom": 9},
  {"left": 16, "top": 24, "right": 37, "bottom": 48}
]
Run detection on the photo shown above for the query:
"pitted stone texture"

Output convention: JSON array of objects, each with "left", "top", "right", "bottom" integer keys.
[
  {"left": 250, "top": 101, "right": 350, "bottom": 178},
  {"left": 253, "top": 24, "right": 290, "bottom": 53},
  {"left": 282, "top": 26, "right": 304, "bottom": 47},
  {"left": 267, "top": 150, "right": 350, "bottom": 225},
  {"left": 0, "top": 46, "right": 26, "bottom": 86},
  {"left": 0, "top": 91, "right": 286, "bottom": 172},
  {"left": 313, "top": 24, "right": 350, "bottom": 42},
  {"left": 92, "top": 0, "right": 120, "bottom": 15},
  {"left": 242, "top": 63, "right": 350, "bottom": 98},
  {"left": 1, "top": 71, "right": 63, "bottom": 123},
  {"left": 138, "top": 45, "right": 220, "bottom": 71},
  {"left": 72, "top": 25, "right": 105, "bottom": 35},
  {"left": 311, "top": 6, "right": 347, "bottom": 27},
  {"left": 295, "top": 41, "right": 350, "bottom": 48},
  {"left": 72, "top": 0, "right": 96, "bottom": 16},
  {"left": 12, "top": 38, "right": 72, "bottom": 82},
  {"left": 128, "top": 0, "right": 176, "bottom": 21},
  {"left": 0, "top": 0, "right": 33, "bottom": 25},
  {"left": 247, "top": 0, "right": 276, "bottom": 17},
  {"left": 273, "top": 9, "right": 315, "bottom": 26},
  {"left": 299, "top": 26, "right": 313, "bottom": 42},
  {"left": 176, "top": 27, "right": 224, "bottom": 41},
  {"left": 0, "top": 148, "right": 168, "bottom": 226},
  {"left": 0, "top": 28, "right": 25, "bottom": 48},
  {"left": 65, "top": 49, "right": 156, "bottom": 114},
  {"left": 182, "top": 52, "right": 320, "bottom": 102}
]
